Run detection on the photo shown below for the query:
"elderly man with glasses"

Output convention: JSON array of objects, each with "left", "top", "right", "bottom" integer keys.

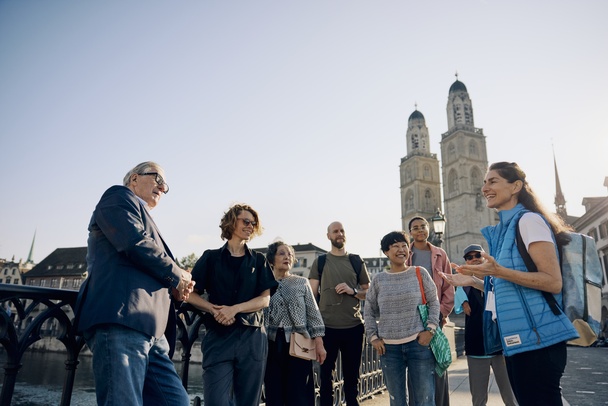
[
  {"left": 75, "top": 161, "right": 194, "bottom": 406},
  {"left": 454, "top": 244, "right": 517, "bottom": 406}
]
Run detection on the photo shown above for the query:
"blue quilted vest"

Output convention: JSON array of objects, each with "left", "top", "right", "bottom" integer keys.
[{"left": 481, "top": 204, "right": 578, "bottom": 356}]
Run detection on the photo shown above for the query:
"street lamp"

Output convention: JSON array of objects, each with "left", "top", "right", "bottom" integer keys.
[{"left": 430, "top": 209, "right": 446, "bottom": 247}]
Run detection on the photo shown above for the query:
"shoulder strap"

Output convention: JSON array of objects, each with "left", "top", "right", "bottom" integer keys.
[
  {"left": 415, "top": 266, "right": 427, "bottom": 305},
  {"left": 515, "top": 219, "right": 561, "bottom": 316},
  {"left": 317, "top": 254, "right": 327, "bottom": 280},
  {"left": 348, "top": 254, "right": 363, "bottom": 282},
  {"left": 318, "top": 253, "right": 362, "bottom": 281}
]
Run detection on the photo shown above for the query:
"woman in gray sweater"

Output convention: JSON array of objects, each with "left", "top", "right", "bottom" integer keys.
[{"left": 364, "top": 231, "right": 440, "bottom": 406}]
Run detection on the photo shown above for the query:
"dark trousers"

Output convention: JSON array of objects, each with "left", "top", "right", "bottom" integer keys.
[
  {"left": 264, "top": 330, "right": 315, "bottom": 406},
  {"left": 505, "top": 341, "right": 567, "bottom": 406},
  {"left": 202, "top": 325, "right": 267, "bottom": 406},
  {"left": 320, "top": 324, "right": 364, "bottom": 406}
]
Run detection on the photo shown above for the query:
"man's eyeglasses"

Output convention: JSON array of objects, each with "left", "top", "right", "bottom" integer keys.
[
  {"left": 140, "top": 172, "right": 169, "bottom": 194},
  {"left": 464, "top": 252, "right": 482, "bottom": 261},
  {"left": 238, "top": 218, "right": 258, "bottom": 227}
]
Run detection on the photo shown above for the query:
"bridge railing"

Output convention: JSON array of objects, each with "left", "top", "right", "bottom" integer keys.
[{"left": 0, "top": 285, "right": 385, "bottom": 405}]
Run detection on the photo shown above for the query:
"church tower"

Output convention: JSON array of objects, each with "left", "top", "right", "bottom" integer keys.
[
  {"left": 400, "top": 108, "right": 443, "bottom": 231},
  {"left": 440, "top": 77, "right": 496, "bottom": 260}
]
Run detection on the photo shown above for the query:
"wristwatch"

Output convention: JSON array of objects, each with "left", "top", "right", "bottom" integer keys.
[
  {"left": 426, "top": 327, "right": 436, "bottom": 335},
  {"left": 350, "top": 288, "right": 358, "bottom": 297}
]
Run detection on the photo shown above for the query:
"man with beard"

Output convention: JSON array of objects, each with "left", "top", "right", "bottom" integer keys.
[{"left": 309, "top": 221, "right": 371, "bottom": 406}]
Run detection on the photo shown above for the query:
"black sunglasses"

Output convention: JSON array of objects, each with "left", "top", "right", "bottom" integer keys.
[{"left": 464, "top": 252, "right": 482, "bottom": 261}]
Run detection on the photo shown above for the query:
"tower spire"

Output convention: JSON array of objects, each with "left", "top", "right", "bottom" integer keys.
[
  {"left": 553, "top": 147, "right": 567, "bottom": 220},
  {"left": 26, "top": 230, "right": 36, "bottom": 264}
]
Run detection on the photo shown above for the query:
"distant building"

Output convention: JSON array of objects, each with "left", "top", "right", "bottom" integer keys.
[
  {"left": 254, "top": 243, "right": 390, "bottom": 280},
  {"left": 0, "top": 257, "right": 34, "bottom": 286},
  {"left": 0, "top": 232, "right": 37, "bottom": 286},
  {"left": 363, "top": 257, "right": 389, "bottom": 279},
  {"left": 24, "top": 247, "right": 87, "bottom": 290},
  {"left": 569, "top": 177, "right": 608, "bottom": 337}
]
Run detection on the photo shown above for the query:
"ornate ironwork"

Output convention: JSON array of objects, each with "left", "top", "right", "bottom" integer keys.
[{"left": 0, "top": 285, "right": 385, "bottom": 405}]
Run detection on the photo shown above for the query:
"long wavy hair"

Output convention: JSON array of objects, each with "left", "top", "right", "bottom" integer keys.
[{"left": 488, "top": 162, "right": 572, "bottom": 241}]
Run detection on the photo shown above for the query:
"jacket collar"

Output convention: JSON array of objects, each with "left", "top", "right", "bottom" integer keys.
[
  {"left": 219, "top": 242, "right": 253, "bottom": 258},
  {"left": 497, "top": 203, "right": 527, "bottom": 228}
]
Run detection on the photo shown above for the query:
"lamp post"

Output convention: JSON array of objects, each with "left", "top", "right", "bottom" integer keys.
[{"left": 430, "top": 209, "right": 446, "bottom": 248}]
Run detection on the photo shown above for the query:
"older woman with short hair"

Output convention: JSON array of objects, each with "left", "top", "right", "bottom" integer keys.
[{"left": 264, "top": 241, "right": 326, "bottom": 406}]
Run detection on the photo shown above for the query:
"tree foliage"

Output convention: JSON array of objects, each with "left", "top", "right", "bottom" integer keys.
[{"left": 179, "top": 253, "right": 199, "bottom": 270}]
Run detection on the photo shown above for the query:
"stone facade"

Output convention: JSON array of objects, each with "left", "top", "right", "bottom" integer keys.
[{"left": 400, "top": 79, "right": 497, "bottom": 261}]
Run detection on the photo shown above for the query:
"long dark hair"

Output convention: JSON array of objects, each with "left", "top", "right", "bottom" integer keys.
[{"left": 488, "top": 162, "right": 572, "bottom": 241}]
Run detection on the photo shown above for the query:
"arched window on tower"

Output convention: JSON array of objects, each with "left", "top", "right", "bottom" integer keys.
[
  {"left": 448, "top": 169, "right": 459, "bottom": 195},
  {"left": 454, "top": 103, "right": 462, "bottom": 124},
  {"left": 424, "top": 189, "right": 433, "bottom": 211},
  {"left": 405, "top": 167, "right": 412, "bottom": 182},
  {"left": 423, "top": 165, "right": 431, "bottom": 180},
  {"left": 405, "top": 190, "right": 415, "bottom": 212},
  {"left": 470, "top": 167, "right": 482, "bottom": 192},
  {"left": 464, "top": 104, "right": 472, "bottom": 124},
  {"left": 469, "top": 140, "right": 478, "bottom": 157},
  {"left": 448, "top": 143, "right": 456, "bottom": 162},
  {"left": 411, "top": 134, "right": 419, "bottom": 149}
]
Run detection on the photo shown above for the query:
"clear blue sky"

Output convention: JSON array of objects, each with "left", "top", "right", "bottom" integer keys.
[{"left": 1, "top": 1, "right": 607, "bottom": 263}]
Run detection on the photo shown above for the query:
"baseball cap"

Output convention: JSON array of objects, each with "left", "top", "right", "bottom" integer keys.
[{"left": 463, "top": 244, "right": 485, "bottom": 258}]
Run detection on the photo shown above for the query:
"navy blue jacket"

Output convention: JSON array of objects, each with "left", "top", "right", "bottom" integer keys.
[{"left": 75, "top": 186, "right": 183, "bottom": 339}]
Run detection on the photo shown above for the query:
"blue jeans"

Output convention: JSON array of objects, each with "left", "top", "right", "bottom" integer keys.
[
  {"left": 84, "top": 324, "right": 190, "bottom": 406},
  {"left": 381, "top": 341, "right": 435, "bottom": 406}
]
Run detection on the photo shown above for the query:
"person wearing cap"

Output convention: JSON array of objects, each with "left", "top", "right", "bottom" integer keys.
[{"left": 455, "top": 244, "right": 517, "bottom": 406}]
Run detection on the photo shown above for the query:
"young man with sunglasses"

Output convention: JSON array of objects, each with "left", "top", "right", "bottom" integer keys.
[
  {"left": 455, "top": 244, "right": 517, "bottom": 406},
  {"left": 407, "top": 216, "right": 454, "bottom": 406}
]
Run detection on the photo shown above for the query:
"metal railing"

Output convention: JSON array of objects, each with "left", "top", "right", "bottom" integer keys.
[{"left": 0, "top": 285, "right": 385, "bottom": 405}]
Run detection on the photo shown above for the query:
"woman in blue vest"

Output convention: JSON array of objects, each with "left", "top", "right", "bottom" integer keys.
[{"left": 442, "top": 162, "right": 578, "bottom": 406}]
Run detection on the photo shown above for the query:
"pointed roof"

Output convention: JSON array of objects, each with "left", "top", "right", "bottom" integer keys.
[
  {"left": 26, "top": 247, "right": 88, "bottom": 278},
  {"left": 553, "top": 150, "right": 568, "bottom": 220},
  {"left": 26, "top": 230, "right": 36, "bottom": 264},
  {"left": 553, "top": 151, "right": 568, "bottom": 221}
]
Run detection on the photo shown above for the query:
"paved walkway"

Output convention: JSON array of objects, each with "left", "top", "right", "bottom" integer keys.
[{"left": 360, "top": 346, "right": 608, "bottom": 406}]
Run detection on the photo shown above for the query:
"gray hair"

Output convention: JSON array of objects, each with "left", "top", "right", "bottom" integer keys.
[{"left": 123, "top": 161, "right": 163, "bottom": 187}]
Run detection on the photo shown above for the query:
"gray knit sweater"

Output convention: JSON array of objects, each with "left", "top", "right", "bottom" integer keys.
[{"left": 364, "top": 266, "right": 440, "bottom": 344}]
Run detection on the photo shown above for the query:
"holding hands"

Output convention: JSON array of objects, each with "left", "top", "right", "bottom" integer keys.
[{"left": 173, "top": 269, "right": 195, "bottom": 301}]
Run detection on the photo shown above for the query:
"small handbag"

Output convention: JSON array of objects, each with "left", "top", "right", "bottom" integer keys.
[
  {"left": 289, "top": 332, "right": 316, "bottom": 361},
  {"left": 415, "top": 267, "right": 452, "bottom": 377}
]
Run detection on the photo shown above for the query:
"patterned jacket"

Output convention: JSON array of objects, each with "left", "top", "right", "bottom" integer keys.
[{"left": 265, "top": 275, "right": 325, "bottom": 341}]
